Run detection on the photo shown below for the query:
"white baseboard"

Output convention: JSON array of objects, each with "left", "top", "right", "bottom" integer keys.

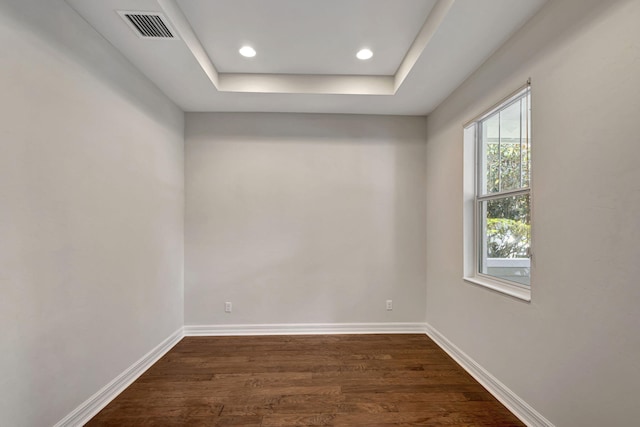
[
  {"left": 184, "top": 322, "right": 427, "bottom": 336},
  {"left": 54, "top": 327, "right": 184, "bottom": 427},
  {"left": 424, "top": 323, "right": 554, "bottom": 427}
]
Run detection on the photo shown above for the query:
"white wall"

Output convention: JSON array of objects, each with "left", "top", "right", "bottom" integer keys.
[
  {"left": 185, "top": 113, "right": 426, "bottom": 326},
  {"left": 425, "top": 0, "right": 640, "bottom": 425},
  {"left": 0, "top": 1, "right": 184, "bottom": 426}
]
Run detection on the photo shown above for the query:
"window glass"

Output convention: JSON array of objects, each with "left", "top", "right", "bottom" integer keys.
[
  {"left": 470, "top": 86, "right": 531, "bottom": 289},
  {"left": 479, "top": 194, "right": 530, "bottom": 286}
]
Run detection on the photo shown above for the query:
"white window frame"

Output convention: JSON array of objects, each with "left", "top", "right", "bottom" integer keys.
[{"left": 463, "top": 82, "right": 532, "bottom": 301}]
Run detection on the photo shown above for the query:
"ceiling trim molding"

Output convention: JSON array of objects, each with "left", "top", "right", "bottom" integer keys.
[
  {"left": 157, "top": 0, "right": 219, "bottom": 87},
  {"left": 218, "top": 74, "right": 395, "bottom": 95},
  {"left": 394, "top": 0, "right": 455, "bottom": 91},
  {"left": 157, "top": 0, "right": 454, "bottom": 96}
]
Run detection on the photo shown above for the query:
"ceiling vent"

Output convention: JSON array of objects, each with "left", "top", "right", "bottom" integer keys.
[{"left": 117, "top": 11, "right": 178, "bottom": 39}]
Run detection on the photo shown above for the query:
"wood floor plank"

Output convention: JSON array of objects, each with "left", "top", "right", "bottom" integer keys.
[{"left": 86, "top": 334, "right": 524, "bottom": 426}]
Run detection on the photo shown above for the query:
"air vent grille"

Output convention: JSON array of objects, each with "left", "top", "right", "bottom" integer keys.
[{"left": 118, "top": 11, "right": 177, "bottom": 39}]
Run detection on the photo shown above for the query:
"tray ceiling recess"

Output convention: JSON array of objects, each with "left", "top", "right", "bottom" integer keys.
[
  {"left": 65, "top": 0, "right": 547, "bottom": 113},
  {"left": 152, "top": 0, "right": 448, "bottom": 96}
]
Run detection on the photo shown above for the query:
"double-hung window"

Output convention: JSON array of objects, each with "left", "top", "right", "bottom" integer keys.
[{"left": 464, "top": 83, "right": 531, "bottom": 300}]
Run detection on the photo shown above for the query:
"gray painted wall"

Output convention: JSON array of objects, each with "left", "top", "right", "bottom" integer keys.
[
  {"left": 425, "top": 0, "right": 640, "bottom": 425},
  {"left": 185, "top": 113, "right": 427, "bottom": 326},
  {"left": 0, "top": 1, "right": 185, "bottom": 425}
]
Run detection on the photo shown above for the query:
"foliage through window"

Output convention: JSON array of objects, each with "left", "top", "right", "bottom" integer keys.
[{"left": 468, "top": 85, "right": 531, "bottom": 288}]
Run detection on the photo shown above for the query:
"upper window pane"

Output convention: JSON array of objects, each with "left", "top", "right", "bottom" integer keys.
[{"left": 479, "top": 91, "right": 530, "bottom": 195}]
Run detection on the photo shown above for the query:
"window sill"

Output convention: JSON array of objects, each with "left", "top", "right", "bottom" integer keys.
[{"left": 463, "top": 276, "right": 531, "bottom": 302}]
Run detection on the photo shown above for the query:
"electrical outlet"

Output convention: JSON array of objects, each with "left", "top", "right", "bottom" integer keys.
[
  {"left": 386, "top": 300, "right": 393, "bottom": 311},
  {"left": 225, "top": 302, "right": 232, "bottom": 313}
]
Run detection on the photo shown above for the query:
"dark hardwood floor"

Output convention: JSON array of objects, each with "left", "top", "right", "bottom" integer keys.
[{"left": 86, "top": 334, "right": 524, "bottom": 426}]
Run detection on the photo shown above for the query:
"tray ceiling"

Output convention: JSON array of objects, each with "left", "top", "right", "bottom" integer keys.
[{"left": 65, "top": 0, "right": 547, "bottom": 114}]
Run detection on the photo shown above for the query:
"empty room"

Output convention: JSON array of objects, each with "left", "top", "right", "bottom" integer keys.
[{"left": 1, "top": 0, "right": 639, "bottom": 426}]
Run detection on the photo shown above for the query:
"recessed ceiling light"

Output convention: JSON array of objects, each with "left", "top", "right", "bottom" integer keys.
[
  {"left": 239, "top": 46, "right": 256, "bottom": 58},
  {"left": 356, "top": 48, "right": 373, "bottom": 60}
]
